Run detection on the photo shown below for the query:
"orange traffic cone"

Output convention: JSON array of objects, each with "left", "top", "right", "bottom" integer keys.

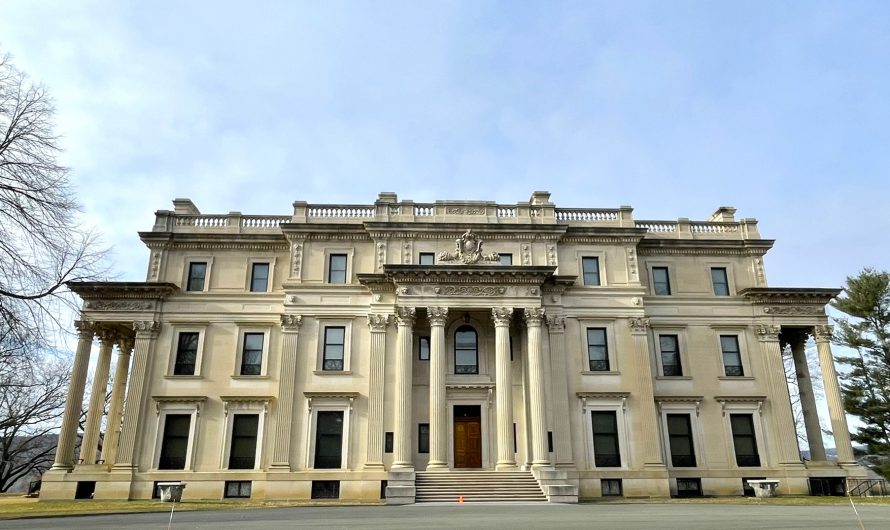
[{"left": 458, "top": 495, "right": 464, "bottom": 504}]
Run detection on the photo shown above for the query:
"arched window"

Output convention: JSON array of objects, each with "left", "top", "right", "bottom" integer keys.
[{"left": 454, "top": 325, "right": 478, "bottom": 374}]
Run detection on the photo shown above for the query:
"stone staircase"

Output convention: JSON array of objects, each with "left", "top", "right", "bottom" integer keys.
[{"left": 415, "top": 470, "right": 547, "bottom": 503}]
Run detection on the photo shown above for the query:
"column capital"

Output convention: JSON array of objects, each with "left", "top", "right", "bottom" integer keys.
[
  {"left": 813, "top": 324, "right": 834, "bottom": 343},
  {"left": 280, "top": 314, "right": 303, "bottom": 332},
  {"left": 74, "top": 319, "right": 96, "bottom": 339},
  {"left": 132, "top": 320, "right": 160, "bottom": 336},
  {"left": 524, "top": 307, "right": 545, "bottom": 327},
  {"left": 628, "top": 317, "right": 650, "bottom": 335},
  {"left": 492, "top": 307, "right": 513, "bottom": 326},
  {"left": 427, "top": 307, "right": 449, "bottom": 326},
  {"left": 754, "top": 324, "right": 782, "bottom": 342},
  {"left": 395, "top": 306, "right": 416, "bottom": 326},
  {"left": 117, "top": 335, "right": 135, "bottom": 355},
  {"left": 97, "top": 328, "right": 119, "bottom": 345},
  {"left": 367, "top": 313, "right": 391, "bottom": 332},
  {"left": 545, "top": 314, "right": 565, "bottom": 333}
]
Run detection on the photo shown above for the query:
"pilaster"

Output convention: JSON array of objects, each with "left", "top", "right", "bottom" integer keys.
[
  {"left": 392, "top": 307, "right": 415, "bottom": 469},
  {"left": 364, "top": 313, "right": 390, "bottom": 470},
  {"left": 525, "top": 307, "right": 551, "bottom": 468},
  {"left": 629, "top": 317, "right": 665, "bottom": 469},
  {"left": 545, "top": 314, "right": 575, "bottom": 468},
  {"left": 272, "top": 314, "right": 302, "bottom": 469}
]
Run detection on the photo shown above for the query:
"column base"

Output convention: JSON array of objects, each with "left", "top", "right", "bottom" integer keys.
[
  {"left": 363, "top": 462, "right": 386, "bottom": 470},
  {"left": 531, "top": 461, "right": 553, "bottom": 470},
  {"left": 496, "top": 461, "right": 518, "bottom": 470},
  {"left": 49, "top": 463, "right": 73, "bottom": 472},
  {"left": 426, "top": 461, "right": 449, "bottom": 471},
  {"left": 268, "top": 463, "right": 292, "bottom": 472}
]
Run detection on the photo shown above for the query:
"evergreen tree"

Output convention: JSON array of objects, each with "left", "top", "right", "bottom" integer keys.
[{"left": 831, "top": 268, "right": 890, "bottom": 477}]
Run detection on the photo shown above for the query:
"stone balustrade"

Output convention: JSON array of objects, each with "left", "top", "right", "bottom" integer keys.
[{"left": 150, "top": 192, "right": 760, "bottom": 239}]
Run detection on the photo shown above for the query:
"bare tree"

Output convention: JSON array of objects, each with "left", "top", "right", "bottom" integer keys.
[
  {"left": 0, "top": 52, "right": 108, "bottom": 373},
  {"left": 0, "top": 356, "right": 69, "bottom": 492}
]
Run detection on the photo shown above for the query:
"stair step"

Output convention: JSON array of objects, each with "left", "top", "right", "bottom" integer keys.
[{"left": 413, "top": 470, "right": 546, "bottom": 503}]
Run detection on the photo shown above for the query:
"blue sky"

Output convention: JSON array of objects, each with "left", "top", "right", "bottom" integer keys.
[{"left": 1, "top": 1, "right": 888, "bottom": 287}]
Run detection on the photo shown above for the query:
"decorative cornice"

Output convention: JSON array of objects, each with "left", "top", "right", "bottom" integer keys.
[
  {"left": 367, "top": 313, "right": 391, "bottom": 331},
  {"left": 492, "top": 307, "right": 513, "bottom": 326},
  {"left": 67, "top": 281, "right": 178, "bottom": 301},
  {"left": 364, "top": 265, "right": 557, "bottom": 286},
  {"left": 577, "top": 391, "right": 631, "bottom": 399},
  {"left": 303, "top": 391, "right": 360, "bottom": 399},
  {"left": 427, "top": 307, "right": 449, "bottom": 326},
  {"left": 637, "top": 239, "right": 774, "bottom": 257},
  {"left": 280, "top": 314, "right": 303, "bottom": 331},
  {"left": 220, "top": 395, "right": 275, "bottom": 403},
  {"left": 524, "top": 307, "right": 545, "bottom": 326},
  {"left": 763, "top": 306, "right": 825, "bottom": 315},
  {"left": 739, "top": 287, "right": 841, "bottom": 306}
]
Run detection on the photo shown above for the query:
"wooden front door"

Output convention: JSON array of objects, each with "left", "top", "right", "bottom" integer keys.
[{"left": 453, "top": 405, "right": 482, "bottom": 468}]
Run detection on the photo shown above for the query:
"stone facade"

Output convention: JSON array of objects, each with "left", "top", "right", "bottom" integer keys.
[{"left": 41, "top": 192, "right": 865, "bottom": 502}]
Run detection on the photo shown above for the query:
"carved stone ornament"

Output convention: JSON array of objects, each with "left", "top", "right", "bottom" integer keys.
[
  {"left": 524, "top": 307, "right": 545, "bottom": 326},
  {"left": 763, "top": 306, "right": 823, "bottom": 315},
  {"left": 437, "top": 229, "right": 500, "bottom": 264},
  {"left": 545, "top": 314, "right": 565, "bottom": 333},
  {"left": 132, "top": 320, "right": 161, "bottom": 334},
  {"left": 85, "top": 300, "right": 153, "bottom": 311},
  {"left": 492, "top": 307, "right": 513, "bottom": 326},
  {"left": 446, "top": 206, "right": 485, "bottom": 215},
  {"left": 74, "top": 319, "right": 96, "bottom": 338},
  {"left": 117, "top": 336, "right": 135, "bottom": 354},
  {"left": 814, "top": 324, "right": 834, "bottom": 342},
  {"left": 434, "top": 285, "right": 507, "bottom": 296},
  {"left": 754, "top": 324, "right": 782, "bottom": 342},
  {"left": 427, "top": 307, "right": 449, "bottom": 326},
  {"left": 628, "top": 317, "right": 650, "bottom": 334},
  {"left": 97, "top": 328, "right": 120, "bottom": 345},
  {"left": 280, "top": 314, "right": 303, "bottom": 331},
  {"left": 367, "top": 313, "right": 391, "bottom": 332},
  {"left": 395, "top": 307, "right": 416, "bottom": 326}
]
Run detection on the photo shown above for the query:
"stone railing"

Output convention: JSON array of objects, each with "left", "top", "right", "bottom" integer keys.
[
  {"left": 555, "top": 209, "right": 620, "bottom": 222},
  {"left": 636, "top": 219, "right": 757, "bottom": 239},
  {"left": 635, "top": 221, "right": 678, "bottom": 233},
  {"left": 306, "top": 205, "right": 375, "bottom": 219},
  {"left": 157, "top": 213, "right": 290, "bottom": 233}
]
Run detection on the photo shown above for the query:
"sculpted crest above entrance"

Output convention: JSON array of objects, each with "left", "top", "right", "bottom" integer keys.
[{"left": 438, "top": 229, "right": 500, "bottom": 264}]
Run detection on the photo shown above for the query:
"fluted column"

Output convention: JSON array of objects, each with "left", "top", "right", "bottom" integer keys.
[
  {"left": 427, "top": 307, "right": 449, "bottom": 470},
  {"left": 392, "top": 307, "right": 416, "bottom": 469},
  {"left": 115, "top": 320, "right": 160, "bottom": 468},
  {"left": 756, "top": 325, "right": 803, "bottom": 465},
  {"left": 546, "top": 314, "right": 574, "bottom": 467},
  {"left": 51, "top": 320, "right": 95, "bottom": 470},
  {"left": 629, "top": 317, "right": 665, "bottom": 468},
  {"left": 524, "top": 308, "right": 550, "bottom": 468},
  {"left": 814, "top": 325, "right": 856, "bottom": 464},
  {"left": 272, "top": 314, "right": 302, "bottom": 469},
  {"left": 365, "top": 313, "right": 390, "bottom": 470},
  {"left": 493, "top": 307, "right": 517, "bottom": 470},
  {"left": 100, "top": 335, "right": 134, "bottom": 466},
  {"left": 786, "top": 331, "right": 826, "bottom": 461},
  {"left": 79, "top": 329, "right": 116, "bottom": 464}
]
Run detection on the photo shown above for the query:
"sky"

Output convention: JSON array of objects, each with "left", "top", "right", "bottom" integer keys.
[{"left": 1, "top": 0, "right": 888, "bottom": 289}]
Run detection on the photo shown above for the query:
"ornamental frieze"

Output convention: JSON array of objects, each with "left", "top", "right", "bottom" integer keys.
[
  {"left": 763, "top": 306, "right": 824, "bottom": 315},
  {"left": 84, "top": 300, "right": 154, "bottom": 311},
  {"left": 433, "top": 285, "right": 507, "bottom": 296},
  {"left": 446, "top": 207, "right": 485, "bottom": 215}
]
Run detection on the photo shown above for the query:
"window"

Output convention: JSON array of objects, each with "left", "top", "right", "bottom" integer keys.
[
  {"left": 720, "top": 335, "right": 744, "bottom": 376},
  {"left": 499, "top": 253, "right": 513, "bottom": 266},
  {"left": 659, "top": 335, "right": 682, "bottom": 376},
  {"left": 228, "top": 414, "right": 259, "bottom": 469},
  {"left": 418, "top": 336, "right": 430, "bottom": 361},
  {"left": 454, "top": 325, "right": 478, "bottom": 374},
  {"left": 240, "top": 333, "right": 264, "bottom": 375},
  {"left": 548, "top": 431, "right": 554, "bottom": 453},
  {"left": 666, "top": 414, "right": 696, "bottom": 467},
  {"left": 591, "top": 411, "right": 621, "bottom": 467},
  {"left": 652, "top": 267, "right": 671, "bottom": 295},
  {"left": 676, "top": 478, "right": 702, "bottom": 498},
  {"left": 384, "top": 432, "right": 393, "bottom": 453},
  {"left": 173, "top": 332, "right": 199, "bottom": 375},
  {"left": 418, "top": 424, "right": 430, "bottom": 453},
  {"left": 586, "top": 328, "right": 609, "bottom": 371},
  {"left": 582, "top": 257, "right": 600, "bottom": 286},
  {"left": 158, "top": 414, "right": 190, "bottom": 469},
  {"left": 224, "top": 481, "right": 252, "bottom": 498},
  {"left": 250, "top": 263, "right": 270, "bottom": 292},
  {"left": 602, "top": 479, "right": 623, "bottom": 497},
  {"left": 419, "top": 252, "right": 435, "bottom": 265},
  {"left": 314, "top": 411, "right": 344, "bottom": 469},
  {"left": 323, "top": 327, "right": 346, "bottom": 371},
  {"left": 311, "top": 481, "right": 340, "bottom": 499},
  {"left": 711, "top": 267, "right": 730, "bottom": 296},
  {"left": 730, "top": 414, "right": 761, "bottom": 467},
  {"left": 328, "top": 254, "right": 347, "bottom": 284},
  {"left": 187, "top": 262, "right": 207, "bottom": 292}
]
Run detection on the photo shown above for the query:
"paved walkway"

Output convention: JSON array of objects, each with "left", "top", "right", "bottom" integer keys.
[{"left": 5, "top": 502, "right": 890, "bottom": 529}]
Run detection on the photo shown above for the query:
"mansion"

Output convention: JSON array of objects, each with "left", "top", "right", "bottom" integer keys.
[{"left": 41, "top": 191, "right": 864, "bottom": 503}]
